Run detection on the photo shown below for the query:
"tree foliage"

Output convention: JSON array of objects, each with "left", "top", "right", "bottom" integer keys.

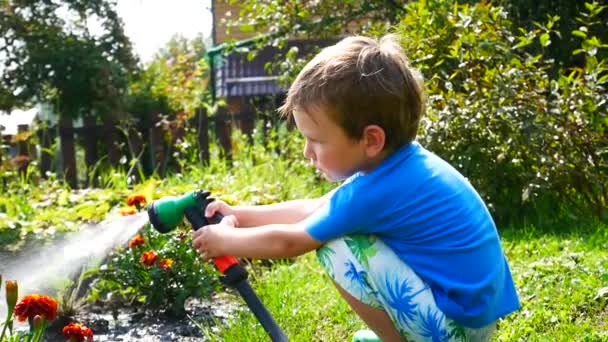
[
  {"left": 0, "top": 0, "right": 138, "bottom": 117},
  {"left": 125, "top": 34, "right": 209, "bottom": 135},
  {"left": 491, "top": 0, "right": 608, "bottom": 69},
  {"left": 149, "top": 34, "right": 208, "bottom": 117},
  {"left": 121, "top": 35, "right": 210, "bottom": 177},
  {"left": 226, "top": 0, "right": 407, "bottom": 41},
  {"left": 222, "top": 0, "right": 409, "bottom": 88}
]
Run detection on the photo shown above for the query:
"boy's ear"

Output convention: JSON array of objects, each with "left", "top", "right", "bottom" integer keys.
[{"left": 362, "top": 125, "right": 386, "bottom": 157}]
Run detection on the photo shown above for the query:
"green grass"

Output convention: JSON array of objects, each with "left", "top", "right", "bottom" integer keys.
[
  {"left": 195, "top": 222, "right": 608, "bottom": 341},
  {"left": 201, "top": 255, "right": 364, "bottom": 341},
  {"left": 496, "top": 224, "right": 608, "bottom": 341}
]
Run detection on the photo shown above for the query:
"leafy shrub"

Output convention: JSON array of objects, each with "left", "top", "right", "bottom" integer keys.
[
  {"left": 493, "top": 0, "right": 607, "bottom": 69},
  {"left": 91, "top": 223, "right": 218, "bottom": 318},
  {"left": 396, "top": 0, "right": 607, "bottom": 224}
]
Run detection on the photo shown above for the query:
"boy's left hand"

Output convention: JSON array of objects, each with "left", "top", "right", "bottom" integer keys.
[{"left": 192, "top": 215, "right": 239, "bottom": 261}]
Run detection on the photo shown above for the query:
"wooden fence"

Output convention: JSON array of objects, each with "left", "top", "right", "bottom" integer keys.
[{"left": 0, "top": 95, "right": 283, "bottom": 188}]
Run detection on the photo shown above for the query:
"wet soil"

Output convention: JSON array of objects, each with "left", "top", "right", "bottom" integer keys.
[
  {"left": 42, "top": 294, "right": 242, "bottom": 342},
  {"left": 1, "top": 239, "right": 244, "bottom": 342}
]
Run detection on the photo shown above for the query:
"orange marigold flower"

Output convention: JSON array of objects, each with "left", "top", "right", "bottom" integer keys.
[
  {"left": 13, "top": 294, "right": 57, "bottom": 322},
  {"left": 119, "top": 207, "right": 137, "bottom": 216},
  {"left": 63, "top": 322, "right": 94, "bottom": 342},
  {"left": 126, "top": 194, "right": 147, "bottom": 208},
  {"left": 128, "top": 235, "right": 145, "bottom": 248},
  {"left": 159, "top": 258, "right": 174, "bottom": 270},
  {"left": 140, "top": 250, "right": 158, "bottom": 266}
]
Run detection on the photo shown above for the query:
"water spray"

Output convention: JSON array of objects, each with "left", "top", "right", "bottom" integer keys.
[
  {"left": 0, "top": 213, "right": 149, "bottom": 320},
  {"left": 147, "top": 190, "right": 288, "bottom": 342}
]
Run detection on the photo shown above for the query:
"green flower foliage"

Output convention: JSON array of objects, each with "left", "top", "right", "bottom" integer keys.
[{"left": 91, "top": 222, "right": 218, "bottom": 318}]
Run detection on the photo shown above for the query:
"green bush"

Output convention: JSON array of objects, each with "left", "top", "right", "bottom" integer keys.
[
  {"left": 396, "top": 0, "right": 607, "bottom": 225},
  {"left": 492, "top": 0, "right": 608, "bottom": 69},
  {"left": 91, "top": 222, "right": 218, "bottom": 318}
]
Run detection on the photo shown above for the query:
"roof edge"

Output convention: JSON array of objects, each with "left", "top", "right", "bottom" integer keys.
[{"left": 206, "top": 33, "right": 274, "bottom": 57}]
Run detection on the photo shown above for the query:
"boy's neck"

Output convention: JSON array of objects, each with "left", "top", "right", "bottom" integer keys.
[{"left": 360, "top": 149, "right": 392, "bottom": 175}]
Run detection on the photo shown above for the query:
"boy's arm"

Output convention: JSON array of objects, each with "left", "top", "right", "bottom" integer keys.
[
  {"left": 232, "top": 197, "right": 328, "bottom": 227},
  {"left": 192, "top": 219, "right": 323, "bottom": 260}
]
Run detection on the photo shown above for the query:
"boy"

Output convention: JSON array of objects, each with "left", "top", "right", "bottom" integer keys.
[{"left": 192, "top": 35, "right": 520, "bottom": 341}]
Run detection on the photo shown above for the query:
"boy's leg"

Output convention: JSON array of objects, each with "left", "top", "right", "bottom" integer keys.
[
  {"left": 316, "top": 234, "right": 496, "bottom": 342},
  {"left": 333, "top": 280, "right": 405, "bottom": 342}
]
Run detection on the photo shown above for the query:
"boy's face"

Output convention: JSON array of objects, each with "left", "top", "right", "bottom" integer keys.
[{"left": 293, "top": 105, "right": 369, "bottom": 182}]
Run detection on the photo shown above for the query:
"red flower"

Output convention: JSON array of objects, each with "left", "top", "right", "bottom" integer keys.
[
  {"left": 126, "top": 194, "right": 147, "bottom": 208},
  {"left": 128, "top": 235, "right": 145, "bottom": 248},
  {"left": 119, "top": 207, "right": 137, "bottom": 216},
  {"left": 140, "top": 251, "right": 158, "bottom": 266},
  {"left": 63, "top": 322, "right": 94, "bottom": 342},
  {"left": 159, "top": 258, "right": 174, "bottom": 270},
  {"left": 13, "top": 294, "right": 58, "bottom": 322}
]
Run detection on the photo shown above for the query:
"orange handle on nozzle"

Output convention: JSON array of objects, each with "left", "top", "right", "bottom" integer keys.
[{"left": 213, "top": 255, "right": 239, "bottom": 274}]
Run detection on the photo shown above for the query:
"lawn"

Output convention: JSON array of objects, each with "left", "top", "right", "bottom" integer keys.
[{"left": 203, "top": 222, "right": 608, "bottom": 341}]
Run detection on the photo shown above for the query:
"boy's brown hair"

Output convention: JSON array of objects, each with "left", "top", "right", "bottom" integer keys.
[{"left": 279, "top": 34, "right": 425, "bottom": 151}]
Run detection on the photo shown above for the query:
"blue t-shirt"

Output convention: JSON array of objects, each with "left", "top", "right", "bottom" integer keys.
[{"left": 303, "top": 141, "right": 520, "bottom": 328}]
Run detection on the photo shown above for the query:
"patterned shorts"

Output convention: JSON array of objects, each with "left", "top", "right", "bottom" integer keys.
[{"left": 315, "top": 234, "right": 496, "bottom": 342}]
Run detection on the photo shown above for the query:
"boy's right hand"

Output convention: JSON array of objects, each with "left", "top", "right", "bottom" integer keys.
[{"left": 205, "top": 200, "right": 236, "bottom": 221}]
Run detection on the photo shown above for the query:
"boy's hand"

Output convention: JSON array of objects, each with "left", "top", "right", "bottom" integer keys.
[
  {"left": 204, "top": 199, "right": 235, "bottom": 220},
  {"left": 192, "top": 215, "right": 239, "bottom": 261}
]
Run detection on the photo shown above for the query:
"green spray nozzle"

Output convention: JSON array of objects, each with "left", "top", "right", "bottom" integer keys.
[
  {"left": 146, "top": 190, "right": 288, "bottom": 341},
  {"left": 147, "top": 190, "right": 239, "bottom": 273},
  {"left": 147, "top": 190, "right": 213, "bottom": 233}
]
